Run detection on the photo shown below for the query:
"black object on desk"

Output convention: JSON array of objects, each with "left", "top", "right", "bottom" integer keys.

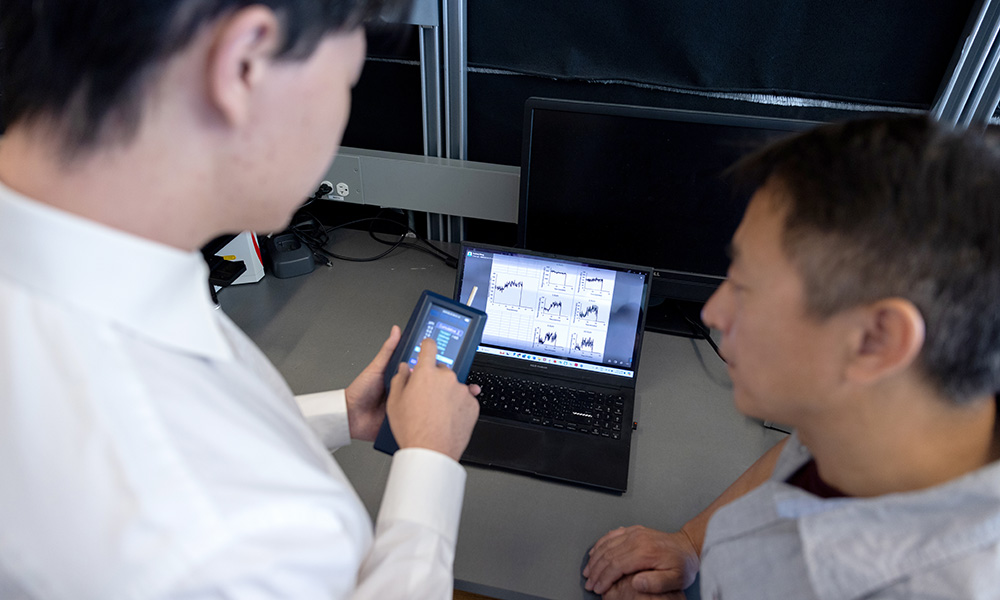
[
  {"left": 201, "top": 234, "right": 247, "bottom": 305},
  {"left": 374, "top": 290, "right": 488, "bottom": 454},
  {"left": 264, "top": 233, "right": 315, "bottom": 278}
]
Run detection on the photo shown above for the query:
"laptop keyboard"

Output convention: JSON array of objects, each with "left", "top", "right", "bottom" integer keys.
[{"left": 467, "top": 370, "right": 625, "bottom": 439}]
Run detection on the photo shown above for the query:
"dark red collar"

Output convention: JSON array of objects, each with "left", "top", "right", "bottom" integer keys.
[{"left": 786, "top": 459, "right": 848, "bottom": 499}]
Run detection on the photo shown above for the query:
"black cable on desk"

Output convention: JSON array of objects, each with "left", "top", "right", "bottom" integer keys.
[
  {"left": 287, "top": 210, "right": 458, "bottom": 268},
  {"left": 366, "top": 212, "right": 458, "bottom": 268},
  {"left": 681, "top": 312, "right": 726, "bottom": 364}
]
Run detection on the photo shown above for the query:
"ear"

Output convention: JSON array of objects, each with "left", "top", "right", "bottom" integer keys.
[
  {"left": 206, "top": 6, "right": 282, "bottom": 127},
  {"left": 845, "top": 298, "right": 926, "bottom": 385}
]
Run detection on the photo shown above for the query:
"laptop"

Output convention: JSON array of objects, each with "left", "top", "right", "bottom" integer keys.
[{"left": 454, "top": 242, "right": 653, "bottom": 493}]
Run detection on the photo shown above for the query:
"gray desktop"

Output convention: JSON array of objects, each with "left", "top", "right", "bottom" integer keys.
[{"left": 219, "top": 229, "right": 785, "bottom": 600}]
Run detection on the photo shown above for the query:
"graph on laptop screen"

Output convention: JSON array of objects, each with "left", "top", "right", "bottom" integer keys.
[
  {"left": 517, "top": 98, "right": 817, "bottom": 336},
  {"left": 457, "top": 245, "right": 650, "bottom": 379}
]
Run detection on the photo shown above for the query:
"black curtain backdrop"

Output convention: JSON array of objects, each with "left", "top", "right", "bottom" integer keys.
[
  {"left": 463, "top": 1, "right": 976, "bottom": 166},
  {"left": 467, "top": 1, "right": 973, "bottom": 105},
  {"left": 336, "top": 2, "right": 980, "bottom": 244}
]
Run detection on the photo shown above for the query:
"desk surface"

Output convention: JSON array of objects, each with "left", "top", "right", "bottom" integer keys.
[{"left": 219, "top": 228, "right": 786, "bottom": 600}]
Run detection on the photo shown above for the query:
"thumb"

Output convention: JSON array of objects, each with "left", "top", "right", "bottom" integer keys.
[
  {"left": 632, "top": 570, "right": 680, "bottom": 594},
  {"left": 388, "top": 361, "right": 412, "bottom": 397},
  {"left": 370, "top": 326, "right": 402, "bottom": 370}
]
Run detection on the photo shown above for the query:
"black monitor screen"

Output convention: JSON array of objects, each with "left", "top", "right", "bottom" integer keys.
[{"left": 517, "top": 98, "right": 817, "bottom": 334}]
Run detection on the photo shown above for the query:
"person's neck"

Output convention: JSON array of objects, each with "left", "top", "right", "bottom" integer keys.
[
  {"left": 797, "top": 382, "right": 998, "bottom": 498},
  {"left": 0, "top": 122, "right": 215, "bottom": 251}
]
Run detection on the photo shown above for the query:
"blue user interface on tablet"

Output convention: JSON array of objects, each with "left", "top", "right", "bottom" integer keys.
[{"left": 403, "top": 304, "right": 472, "bottom": 369}]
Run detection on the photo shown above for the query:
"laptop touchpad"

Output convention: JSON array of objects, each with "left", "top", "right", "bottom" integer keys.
[{"left": 462, "top": 419, "right": 544, "bottom": 465}]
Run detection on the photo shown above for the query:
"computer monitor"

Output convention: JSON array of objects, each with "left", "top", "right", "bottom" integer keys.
[{"left": 517, "top": 97, "right": 818, "bottom": 336}]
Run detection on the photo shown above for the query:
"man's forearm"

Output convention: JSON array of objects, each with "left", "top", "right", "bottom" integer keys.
[{"left": 680, "top": 438, "right": 787, "bottom": 555}]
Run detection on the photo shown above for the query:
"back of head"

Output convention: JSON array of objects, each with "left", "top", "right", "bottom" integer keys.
[
  {"left": 0, "top": 0, "right": 410, "bottom": 155},
  {"left": 734, "top": 115, "right": 1000, "bottom": 403}
]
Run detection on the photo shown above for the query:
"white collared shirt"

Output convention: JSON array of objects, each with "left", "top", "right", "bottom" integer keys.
[
  {"left": 700, "top": 431, "right": 1000, "bottom": 600},
  {"left": 0, "top": 181, "right": 466, "bottom": 600}
]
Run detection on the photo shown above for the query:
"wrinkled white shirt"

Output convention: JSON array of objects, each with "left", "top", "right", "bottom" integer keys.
[
  {"left": 701, "top": 431, "right": 1000, "bottom": 600},
  {"left": 0, "top": 181, "right": 466, "bottom": 600}
]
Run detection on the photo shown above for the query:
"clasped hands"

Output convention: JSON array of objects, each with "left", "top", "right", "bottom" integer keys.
[{"left": 583, "top": 525, "right": 700, "bottom": 600}]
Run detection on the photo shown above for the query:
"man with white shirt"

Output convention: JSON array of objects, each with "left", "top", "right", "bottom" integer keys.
[
  {"left": 0, "top": 1, "right": 481, "bottom": 599},
  {"left": 583, "top": 117, "right": 1000, "bottom": 599}
]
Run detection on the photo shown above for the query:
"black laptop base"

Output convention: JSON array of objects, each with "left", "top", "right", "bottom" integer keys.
[
  {"left": 461, "top": 415, "right": 634, "bottom": 494},
  {"left": 460, "top": 364, "right": 637, "bottom": 493}
]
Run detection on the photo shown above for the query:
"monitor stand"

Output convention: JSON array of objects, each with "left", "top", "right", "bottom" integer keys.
[{"left": 644, "top": 297, "right": 710, "bottom": 338}]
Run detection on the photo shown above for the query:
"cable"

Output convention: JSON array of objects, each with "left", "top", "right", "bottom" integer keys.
[
  {"left": 355, "top": 208, "right": 458, "bottom": 267},
  {"left": 294, "top": 215, "right": 400, "bottom": 263},
  {"left": 366, "top": 216, "right": 459, "bottom": 268},
  {"left": 682, "top": 313, "right": 726, "bottom": 363},
  {"left": 285, "top": 210, "right": 458, "bottom": 267},
  {"left": 661, "top": 300, "right": 725, "bottom": 363}
]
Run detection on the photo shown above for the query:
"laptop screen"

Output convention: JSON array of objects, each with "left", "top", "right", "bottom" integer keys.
[{"left": 455, "top": 243, "right": 651, "bottom": 379}]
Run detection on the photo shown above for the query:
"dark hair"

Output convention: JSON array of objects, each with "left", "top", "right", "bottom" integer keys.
[
  {"left": 0, "top": 0, "right": 410, "bottom": 153},
  {"left": 733, "top": 115, "right": 1000, "bottom": 403}
]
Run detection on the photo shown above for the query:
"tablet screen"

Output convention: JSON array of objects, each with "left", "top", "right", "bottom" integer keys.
[{"left": 401, "top": 302, "right": 474, "bottom": 369}]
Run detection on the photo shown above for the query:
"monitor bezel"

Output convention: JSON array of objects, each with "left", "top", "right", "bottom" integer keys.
[{"left": 516, "top": 97, "right": 819, "bottom": 332}]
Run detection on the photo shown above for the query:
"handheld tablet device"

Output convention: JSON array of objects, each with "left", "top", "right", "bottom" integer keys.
[{"left": 374, "top": 290, "right": 487, "bottom": 455}]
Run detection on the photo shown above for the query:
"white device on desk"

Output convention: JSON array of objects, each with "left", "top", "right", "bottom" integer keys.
[
  {"left": 455, "top": 242, "right": 653, "bottom": 493},
  {"left": 215, "top": 231, "right": 264, "bottom": 285}
]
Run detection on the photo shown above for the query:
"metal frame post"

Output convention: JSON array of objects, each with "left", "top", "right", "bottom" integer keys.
[{"left": 933, "top": 0, "right": 1000, "bottom": 129}]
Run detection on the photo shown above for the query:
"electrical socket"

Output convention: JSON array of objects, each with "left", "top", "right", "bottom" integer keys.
[
  {"left": 314, "top": 179, "right": 351, "bottom": 201},
  {"left": 322, "top": 154, "right": 363, "bottom": 203},
  {"left": 316, "top": 180, "right": 334, "bottom": 198}
]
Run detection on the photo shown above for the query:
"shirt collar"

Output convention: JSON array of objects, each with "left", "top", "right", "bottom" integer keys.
[
  {"left": 797, "top": 460, "right": 1000, "bottom": 600},
  {"left": 706, "top": 432, "right": 1000, "bottom": 600},
  {"left": 0, "top": 180, "right": 234, "bottom": 361},
  {"left": 768, "top": 433, "right": 1000, "bottom": 600}
]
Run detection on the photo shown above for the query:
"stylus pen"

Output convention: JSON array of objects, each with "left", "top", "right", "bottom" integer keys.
[{"left": 467, "top": 286, "right": 478, "bottom": 306}]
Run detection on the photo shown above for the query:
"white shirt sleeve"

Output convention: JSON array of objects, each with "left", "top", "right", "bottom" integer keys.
[
  {"left": 167, "top": 449, "right": 467, "bottom": 600},
  {"left": 295, "top": 390, "right": 352, "bottom": 450},
  {"left": 292, "top": 394, "right": 467, "bottom": 599},
  {"left": 355, "top": 448, "right": 467, "bottom": 600}
]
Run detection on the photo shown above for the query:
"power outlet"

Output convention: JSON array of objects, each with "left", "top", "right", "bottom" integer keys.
[
  {"left": 321, "top": 153, "right": 363, "bottom": 203},
  {"left": 314, "top": 180, "right": 352, "bottom": 201}
]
